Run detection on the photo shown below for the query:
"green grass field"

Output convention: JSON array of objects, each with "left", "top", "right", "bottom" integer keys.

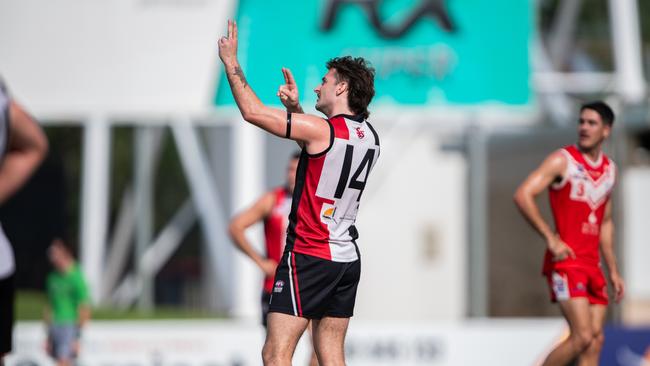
[{"left": 15, "top": 291, "right": 225, "bottom": 321}]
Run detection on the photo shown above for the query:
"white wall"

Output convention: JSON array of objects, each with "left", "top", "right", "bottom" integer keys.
[
  {"left": 623, "top": 167, "right": 650, "bottom": 300},
  {"left": 0, "top": 0, "right": 231, "bottom": 115},
  {"left": 355, "top": 121, "right": 467, "bottom": 321}
]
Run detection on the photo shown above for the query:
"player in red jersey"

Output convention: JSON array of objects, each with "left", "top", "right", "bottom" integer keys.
[
  {"left": 514, "top": 101, "right": 625, "bottom": 366},
  {"left": 229, "top": 152, "right": 299, "bottom": 326},
  {"left": 229, "top": 152, "right": 318, "bottom": 366},
  {"left": 219, "top": 20, "right": 379, "bottom": 366}
]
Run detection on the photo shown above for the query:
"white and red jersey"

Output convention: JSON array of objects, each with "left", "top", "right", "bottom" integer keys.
[
  {"left": 286, "top": 114, "right": 380, "bottom": 262},
  {"left": 263, "top": 187, "right": 291, "bottom": 293},
  {"left": 544, "top": 145, "right": 616, "bottom": 274}
]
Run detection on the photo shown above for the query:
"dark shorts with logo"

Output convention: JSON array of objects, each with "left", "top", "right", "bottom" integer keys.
[
  {"left": 269, "top": 251, "right": 361, "bottom": 319},
  {"left": 0, "top": 273, "right": 15, "bottom": 354}
]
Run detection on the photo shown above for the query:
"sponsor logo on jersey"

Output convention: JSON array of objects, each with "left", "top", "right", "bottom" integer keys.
[
  {"left": 274, "top": 280, "right": 284, "bottom": 293},
  {"left": 321, "top": 204, "right": 337, "bottom": 222},
  {"left": 355, "top": 127, "right": 365, "bottom": 139}
]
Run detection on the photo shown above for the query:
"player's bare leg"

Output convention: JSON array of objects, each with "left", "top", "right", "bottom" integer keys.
[
  {"left": 311, "top": 317, "right": 349, "bottom": 366},
  {"left": 306, "top": 322, "right": 319, "bottom": 366},
  {"left": 263, "top": 312, "right": 310, "bottom": 366},
  {"left": 577, "top": 304, "right": 607, "bottom": 366},
  {"left": 542, "top": 298, "right": 594, "bottom": 366}
]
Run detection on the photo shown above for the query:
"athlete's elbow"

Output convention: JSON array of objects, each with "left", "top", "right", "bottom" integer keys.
[
  {"left": 513, "top": 188, "right": 525, "bottom": 208},
  {"left": 227, "top": 220, "right": 241, "bottom": 240}
]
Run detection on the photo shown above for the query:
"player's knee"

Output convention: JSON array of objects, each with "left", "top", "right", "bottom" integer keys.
[
  {"left": 572, "top": 329, "right": 595, "bottom": 351},
  {"left": 591, "top": 330, "right": 604, "bottom": 350},
  {"left": 262, "top": 343, "right": 287, "bottom": 366}
]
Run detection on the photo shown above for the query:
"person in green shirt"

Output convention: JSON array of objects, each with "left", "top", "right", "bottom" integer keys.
[{"left": 44, "top": 239, "right": 91, "bottom": 366}]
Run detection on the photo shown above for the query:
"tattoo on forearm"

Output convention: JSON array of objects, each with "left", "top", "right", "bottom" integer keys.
[{"left": 232, "top": 66, "right": 248, "bottom": 88}]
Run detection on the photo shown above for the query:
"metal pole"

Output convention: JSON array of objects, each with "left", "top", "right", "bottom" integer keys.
[
  {"left": 134, "top": 126, "right": 163, "bottom": 310},
  {"left": 466, "top": 124, "right": 488, "bottom": 317},
  {"left": 171, "top": 118, "right": 233, "bottom": 313},
  {"left": 80, "top": 117, "right": 111, "bottom": 304},
  {"left": 608, "top": 0, "right": 646, "bottom": 103},
  {"left": 231, "top": 120, "right": 265, "bottom": 320}
]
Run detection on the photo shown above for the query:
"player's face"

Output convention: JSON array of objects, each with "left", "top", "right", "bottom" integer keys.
[
  {"left": 48, "top": 244, "right": 66, "bottom": 270},
  {"left": 314, "top": 68, "right": 342, "bottom": 115},
  {"left": 286, "top": 158, "right": 299, "bottom": 194},
  {"left": 577, "top": 108, "right": 610, "bottom": 151}
]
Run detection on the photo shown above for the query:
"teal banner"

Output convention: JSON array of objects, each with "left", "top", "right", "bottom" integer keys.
[{"left": 215, "top": 0, "right": 532, "bottom": 107}]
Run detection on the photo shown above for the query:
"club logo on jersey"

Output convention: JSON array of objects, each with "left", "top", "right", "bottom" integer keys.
[
  {"left": 355, "top": 127, "right": 365, "bottom": 139},
  {"left": 274, "top": 280, "right": 284, "bottom": 293}
]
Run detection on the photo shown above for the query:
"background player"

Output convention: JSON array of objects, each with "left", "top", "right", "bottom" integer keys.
[
  {"left": 229, "top": 152, "right": 318, "bottom": 366},
  {"left": 218, "top": 20, "right": 380, "bottom": 366},
  {"left": 514, "top": 101, "right": 624, "bottom": 366},
  {"left": 45, "top": 239, "right": 91, "bottom": 366},
  {"left": 229, "top": 152, "right": 298, "bottom": 327},
  {"left": 0, "top": 77, "right": 49, "bottom": 365}
]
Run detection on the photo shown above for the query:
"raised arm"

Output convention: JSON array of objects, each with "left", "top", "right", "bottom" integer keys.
[
  {"left": 228, "top": 192, "right": 278, "bottom": 277},
  {"left": 0, "top": 101, "right": 48, "bottom": 204},
  {"left": 514, "top": 151, "right": 575, "bottom": 261},
  {"left": 600, "top": 200, "right": 624, "bottom": 302},
  {"left": 217, "top": 20, "right": 329, "bottom": 154}
]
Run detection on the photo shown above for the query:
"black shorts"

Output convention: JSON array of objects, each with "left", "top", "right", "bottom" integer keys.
[
  {"left": 0, "top": 274, "right": 15, "bottom": 355},
  {"left": 269, "top": 251, "right": 360, "bottom": 319},
  {"left": 261, "top": 291, "right": 271, "bottom": 327}
]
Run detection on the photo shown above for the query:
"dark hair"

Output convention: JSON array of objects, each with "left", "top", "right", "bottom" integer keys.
[
  {"left": 326, "top": 56, "right": 375, "bottom": 119},
  {"left": 581, "top": 101, "right": 615, "bottom": 126}
]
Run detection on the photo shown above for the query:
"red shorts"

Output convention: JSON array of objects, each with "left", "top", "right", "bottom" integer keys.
[{"left": 545, "top": 266, "right": 608, "bottom": 305}]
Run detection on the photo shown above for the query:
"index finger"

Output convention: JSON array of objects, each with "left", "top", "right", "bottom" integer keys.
[
  {"left": 283, "top": 67, "right": 296, "bottom": 85},
  {"left": 233, "top": 20, "right": 238, "bottom": 41}
]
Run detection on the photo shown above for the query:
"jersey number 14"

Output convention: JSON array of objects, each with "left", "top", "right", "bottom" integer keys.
[{"left": 334, "top": 145, "right": 375, "bottom": 201}]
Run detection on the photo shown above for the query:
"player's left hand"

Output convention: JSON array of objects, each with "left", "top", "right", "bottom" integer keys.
[
  {"left": 277, "top": 67, "right": 300, "bottom": 110},
  {"left": 218, "top": 19, "right": 238, "bottom": 64},
  {"left": 610, "top": 272, "right": 625, "bottom": 303}
]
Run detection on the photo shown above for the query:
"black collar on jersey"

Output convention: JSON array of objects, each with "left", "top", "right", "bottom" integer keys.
[{"left": 330, "top": 113, "right": 364, "bottom": 122}]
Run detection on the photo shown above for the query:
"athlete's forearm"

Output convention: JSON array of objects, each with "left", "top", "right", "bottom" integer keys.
[
  {"left": 223, "top": 62, "right": 292, "bottom": 138},
  {"left": 223, "top": 61, "right": 264, "bottom": 119},
  {"left": 600, "top": 219, "right": 620, "bottom": 275},
  {"left": 228, "top": 224, "right": 266, "bottom": 268},
  {"left": 77, "top": 305, "right": 91, "bottom": 327},
  {"left": 514, "top": 191, "right": 555, "bottom": 243},
  {"left": 0, "top": 151, "right": 44, "bottom": 204}
]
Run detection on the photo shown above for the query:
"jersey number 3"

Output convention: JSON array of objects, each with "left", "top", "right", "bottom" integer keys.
[{"left": 334, "top": 145, "right": 375, "bottom": 201}]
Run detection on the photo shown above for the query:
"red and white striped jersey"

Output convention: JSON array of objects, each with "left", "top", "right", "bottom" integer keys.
[
  {"left": 543, "top": 145, "right": 616, "bottom": 274},
  {"left": 263, "top": 187, "right": 291, "bottom": 293},
  {"left": 286, "top": 114, "right": 380, "bottom": 262}
]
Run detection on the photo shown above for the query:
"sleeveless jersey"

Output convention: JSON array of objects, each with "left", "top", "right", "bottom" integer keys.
[
  {"left": 262, "top": 187, "right": 291, "bottom": 293},
  {"left": 286, "top": 114, "right": 380, "bottom": 262},
  {"left": 0, "top": 79, "right": 14, "bottom": 279},
  {"left": 543, "top": 145, "right": 616, "bottom": 274}
]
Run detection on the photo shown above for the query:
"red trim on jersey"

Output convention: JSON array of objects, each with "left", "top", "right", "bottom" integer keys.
[
  {"left": 292, "top": 154, "right": 335, "bottom": 260},
  {"left": 331, "top": 116, "right": 349, "bottom": 140},
  {"left": 291, "top": 253, "right": 303, "bottom": 316},
  {"left": 263, "top": 187, "right": 288, "bottom": 293}
]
